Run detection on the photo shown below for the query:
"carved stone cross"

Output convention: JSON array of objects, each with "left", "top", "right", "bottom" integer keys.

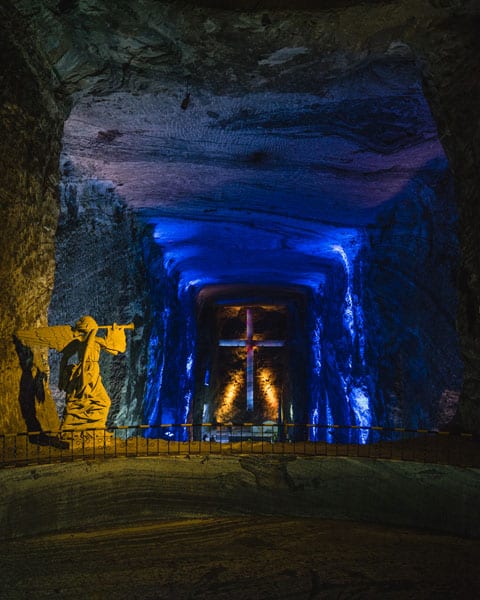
[{"left": 219, "top": 307, "right": 284, "bottom": 411}]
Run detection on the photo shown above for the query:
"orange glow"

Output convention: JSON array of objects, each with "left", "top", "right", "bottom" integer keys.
[
  {"left": 258, "top": 367, "right": 279, "bottom": 421},
  {"left": 217, "top": 373, "right": 242, "bottom": 422}
]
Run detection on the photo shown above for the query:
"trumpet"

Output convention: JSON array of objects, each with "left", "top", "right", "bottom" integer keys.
[{"left": 97, "top": 323, "right": 135, "bottom": 330}]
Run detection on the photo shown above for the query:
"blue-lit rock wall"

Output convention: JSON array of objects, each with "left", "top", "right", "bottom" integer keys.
[
  {"left": 362, "top": 161, "right": 462, "bottom": 430},
  {"left": 142, "top": 236, "right": 196, "bottom": 438},
  {"left": 306, "top": 162, "right": 461, "bottom": 439},
  {"left": 48, "top": 170, "right": 461, "bottom": 438},
  {"left": 308, "top": 239, "right": 376, "bottom": 443}
]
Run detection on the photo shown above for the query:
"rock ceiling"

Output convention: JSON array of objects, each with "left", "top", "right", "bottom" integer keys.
[{"left": 15, "top": 0, "right": 465, "bottom": 290}]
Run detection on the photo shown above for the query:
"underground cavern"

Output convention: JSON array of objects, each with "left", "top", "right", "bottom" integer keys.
[{"left": 1, "top": 1, "right": 480, "bottom": 597}]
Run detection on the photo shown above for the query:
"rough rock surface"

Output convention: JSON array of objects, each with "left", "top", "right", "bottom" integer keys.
[
  {"left": 3, "top": 516, "right": 480, "bottom": 599},
  {"left": 1, "top": 0, "right": 479, "bottom": 432},
  {"left": 47, "top": 161, "right": 149, "bottom": 425},
  {"left": 0, "top": 1, "right": 66, "bottom": 433},
  {"left": 1, "top": 455, "right": 479, "bottom": 539}
]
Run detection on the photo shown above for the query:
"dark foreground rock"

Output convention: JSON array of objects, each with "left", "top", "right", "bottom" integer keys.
[{"left": 1, "top": 455, "right": 479, "bottom": 539}]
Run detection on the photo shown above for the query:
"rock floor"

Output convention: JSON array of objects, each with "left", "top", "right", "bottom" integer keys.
[{"left": 1, "top": 516, "right": 479, "bottom": 599}]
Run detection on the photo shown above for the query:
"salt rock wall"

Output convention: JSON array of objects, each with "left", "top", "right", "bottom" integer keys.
[
  {"left": 141, "top": 236, "right": 197, "bottom": 432},
  {"left": 47, "top": 163, "right": 149, "bottom": 426},
  {"left": 1, "top": 456, "right": 479, "bottom": 540},
  {"left": 0, "top": 3, "right": 65, "bottom": 433},
  {"left": 419, "top": 19, "right": 480, "bottom": 432},
  {"left": 363, "top": 163, "right": 462, "bottom": 429}
]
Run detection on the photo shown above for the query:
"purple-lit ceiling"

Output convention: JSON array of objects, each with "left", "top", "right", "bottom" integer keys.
[
  {"left": 8, "top": 0, "right": 443, "bottom": 291},
  {"left": 61, "top": 51, "right": 444, "bottom": 291},
  {"left": 9, "top": 0, "right": 454, "bottom": 301}
]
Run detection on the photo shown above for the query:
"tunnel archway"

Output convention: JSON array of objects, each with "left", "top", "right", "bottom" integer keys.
[{"left": 193, "top": 285, "right": 309, "bottom": 436}]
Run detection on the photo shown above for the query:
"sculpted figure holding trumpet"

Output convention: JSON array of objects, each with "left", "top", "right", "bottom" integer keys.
[{"left": 17, "top": 316, "right": 134, "bottom": 432}]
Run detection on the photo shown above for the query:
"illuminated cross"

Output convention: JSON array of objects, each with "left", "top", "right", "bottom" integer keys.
[{"left": 219, "top": 307, "right": 284, "bottom": 411}]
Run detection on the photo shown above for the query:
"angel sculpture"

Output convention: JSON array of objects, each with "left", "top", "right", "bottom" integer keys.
[{"left": 17, "top": 316, "right": 134, "bottom": 432}]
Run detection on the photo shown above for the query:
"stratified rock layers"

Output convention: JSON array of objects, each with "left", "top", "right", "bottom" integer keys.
[{"left": 1, "top": 456, "right": 479, "bottom": 539}]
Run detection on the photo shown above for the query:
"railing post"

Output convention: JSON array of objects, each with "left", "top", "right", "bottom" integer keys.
[{"left": 24, "top": 432, "right": 29, "bottom": 464}]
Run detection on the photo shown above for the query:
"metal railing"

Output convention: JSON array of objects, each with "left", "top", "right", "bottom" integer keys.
[{"left": 0, "top": 423, "right": 478, "bottom": 468}]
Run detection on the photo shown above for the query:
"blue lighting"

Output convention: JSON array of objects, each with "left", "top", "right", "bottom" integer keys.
[
  {"left": 349, "top": 386, "right": 371, "bottom": 444},
  {"left": 311, "top": 406, "right": 319, "bottom": 441},
  {"left": 331, "top": 244, "right": 355, "bottom": 341},
  {"left": 312, "top": 316, "right": 322, "bottom": 377},
  {"left": 204, "top": 369, "right": 210, "bottom": 386},
  {"left": 325, "top": 392, "right": 333, "bottom": 443},
  {"left": 305, "top": 233, "right": 374, "bottom": 443},
  {"left": 333, "top": 241, "right": 373, "bottom": 440},
  {"left": 137, "top": 112, "right": 458, "bottom": 442},
  {"left": 147, "top": 215, "right": 376, "bottom": 443}
]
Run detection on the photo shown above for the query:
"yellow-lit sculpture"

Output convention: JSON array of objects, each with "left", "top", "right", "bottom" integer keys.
[{"left": 17, "top": 316, "right": 134, "bottom": 436}]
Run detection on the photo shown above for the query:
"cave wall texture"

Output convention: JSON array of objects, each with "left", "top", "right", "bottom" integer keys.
[
  {"left": 47, "top": 162, "right": 149, "bottom": 426},
  {"left": 0, "top": 2, "right": 67, "bottom": 432},
  {"left": 0, "top": 0, "right": 479, "bottom": 433}
]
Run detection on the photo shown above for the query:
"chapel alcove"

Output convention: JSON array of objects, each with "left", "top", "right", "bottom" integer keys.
[{"left": 193, "top": 285, "right": 309, "bottom": 438}]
